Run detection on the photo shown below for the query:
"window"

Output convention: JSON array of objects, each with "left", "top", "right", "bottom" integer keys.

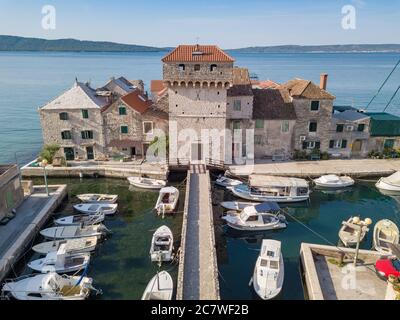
[
  {"left": 341, "top": 140, "right": 347, "bottom": 149},
  {"left": 357, "top": 124, "right": 365, "bottom": 132},
  {"left": 81, "top": 109, "right": 89, "bottom": 119},
  {"left": 309, "top": 122, "right": 317, "bottom": 132},
  {"left": 178, "top": 64, "right": 185, "bottom": 71},
  {"left": 336, "top": 124, "right": 344, "bottom": 132},
  {"left": 233, "top": 100, "right": 241, "bottom": 111},
  {"left": 119, "top": 106, "right": 127, "bottom": 115},
  {"left": 120, "top": 126, "right": 128, "bottom": 134},
  {"left": 61, "top": 131, "right": 72, "bottom": 140},
  {"left": 210, "top": 64, "right": 217, "bottom": 71},
  {"left": 311, "top": 101, "right": 320, "bottom": 111},
  {"left": 194, "top": 64, "right": 201, "bottom": 71},
  {"left": 302, "top": 141, "right": 320, "bottom": 150},
  {"left": 81, "top": 130, "right": 93, "bottom": 139},
  {"left": 346, "top": 125, "right": 354, "bottom": 132},
  {"left": 255, "top": 135, "right": 262, "bottom": 145},
  {"left": 59, "top": 112, "right": 68, "bottom": 120},
  {"left": 329, "top": 140, "right": 335, "bottom": 148},
  {"left": 233, "top": 121, "right": 241, "bottom": 130},
  {"left": 143, "top": 121, "right": 154, "bottom": 134},
  {"left": 281, "top": 120, "right": 289, "bottom": 133},
  {"left": 255, "top": 119, "right": 264, "bottom": 129},
  {"left": 384, "top": 139, "right": 395, "bottom": 149}
]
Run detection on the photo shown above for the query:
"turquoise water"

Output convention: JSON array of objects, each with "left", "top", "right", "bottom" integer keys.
[{"left": 0, "top": 52, "right": 400, "bottom": 165}]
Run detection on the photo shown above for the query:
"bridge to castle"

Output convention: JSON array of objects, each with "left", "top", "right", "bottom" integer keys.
[{"left": 176, "top": 164, "right": 220, "bottom": 300}]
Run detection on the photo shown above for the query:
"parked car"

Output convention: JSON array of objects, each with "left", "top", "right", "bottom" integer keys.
[{"left": 375, "top": 258, "right": 400, "bottom": 279}]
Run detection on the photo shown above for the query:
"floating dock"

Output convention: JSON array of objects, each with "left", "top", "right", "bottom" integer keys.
[
  {"left": 0, "top": 185, "right": 67, "bottom": 282},
  {"left": 176, "top": 165, "right": 220, "bottom": 300}
]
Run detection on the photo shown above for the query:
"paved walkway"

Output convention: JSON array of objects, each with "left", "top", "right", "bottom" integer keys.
[
  {"left": 181, "top": 165, "right": 219, "bottom": 300},
  {"left": 228, "top": 158, "right": 400, "bottom": 178}
]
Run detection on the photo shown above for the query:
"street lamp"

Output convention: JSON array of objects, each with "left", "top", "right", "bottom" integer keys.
[
  {"left": 40, "top": 159, "right": 49, "bottom": 196},
  {"left": 353, "top": 216, "right": 372, "bottom": 266}
]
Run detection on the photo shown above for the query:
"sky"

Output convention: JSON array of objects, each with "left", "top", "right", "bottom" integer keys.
[{"left": 0, "top": 0, "right": 399, "bottom": 48}]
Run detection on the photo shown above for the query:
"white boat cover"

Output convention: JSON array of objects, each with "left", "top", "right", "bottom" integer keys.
[
  {"left": 382, "top": 171, "right": 400, "bottom": 186},
  {"left": 249, "top": 175, "right": 308, "bottom": 188},
  {"left": 243, "top": 202, "right": 281, "bottom": 215},
  {"left": 319, "top": 175, "right": 340, "bottom": 183}
]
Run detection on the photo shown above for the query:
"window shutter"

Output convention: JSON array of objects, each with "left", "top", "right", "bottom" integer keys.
[
  {"left": 302, "top": 141, "right": 307, "bottom": 150},
  {"left": 315, "top": 141, "right": 321, "bottom": 149},
  {"left": 329, "top": 140, "right": 334, "bottom": 148},
  {"left": 341, "top": 140, "right": 347, "bottom": 148}
]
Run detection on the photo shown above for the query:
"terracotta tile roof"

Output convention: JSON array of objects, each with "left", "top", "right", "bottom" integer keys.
[
  {"left": 252, "top": 80, "right": 279, "bottom": 89},
  {"left": 280, "top": 78, "right": 335, "bottom": 100},
  {"left": 120, "top": 89, "right": 153, "bottom": 114},
  {"left": 252, "top": 88, "right": 297, "bottom": 120},
  {"left": 162, "top": 45, "right": 235, "bottom": 63},
  {"left": 151, "top": 80, "right": 167, "bottom": 94}
]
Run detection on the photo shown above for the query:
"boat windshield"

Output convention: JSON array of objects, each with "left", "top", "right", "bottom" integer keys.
[
  {"left": 240, "top": 211, "right": 249, "bottom": 221},
  {"left": 392, "top": 259, "right": 400, "bottom": 271},
  {"left": 269, "top": 260, "right": 279, "bottom": 270},
  {"left": 297, "top": 187, "right": 309, "bottom": 196}
]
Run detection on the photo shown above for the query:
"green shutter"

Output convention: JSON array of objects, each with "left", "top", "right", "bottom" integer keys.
[
  {"left": 121, "top": 126, "right": 128, "bottom": 134},
  {"left": 341, "top": 140, "right": 347, "bottom": 148},
  {"left": 82, "top": 109, "right": 89, "bottom": 119},
  {"left": 119, "top": 106, "right": 127, "bottom": 115},
  {"left": 255, "top": 119, "right": 264, "bottom": 129},
  {"left": 329, "top": 140, "right": 334, "bottom": 148},
  {"left": 6, "top": 191, "right": 14, "bottom": 209}
]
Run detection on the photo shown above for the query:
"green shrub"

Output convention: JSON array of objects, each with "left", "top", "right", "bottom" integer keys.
[{"left": 39, "top": 144, "right": 60, "bottom": 164}]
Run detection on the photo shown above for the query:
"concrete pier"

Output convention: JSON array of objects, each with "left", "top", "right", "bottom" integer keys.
[
  {"left": 0, "top": 185, "right": 67, "bottom": 282},
  {"left": 177, "top": 165, "right": 220, "bottom": 300}
]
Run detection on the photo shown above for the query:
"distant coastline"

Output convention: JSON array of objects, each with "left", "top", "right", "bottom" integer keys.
[{"left": 1, "top": 35, "right": 400, "bottom": 53}]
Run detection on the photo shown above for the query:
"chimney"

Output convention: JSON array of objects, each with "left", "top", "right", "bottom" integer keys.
[{"left": 320, "top": 73, "right": 328, "bottom": 90}]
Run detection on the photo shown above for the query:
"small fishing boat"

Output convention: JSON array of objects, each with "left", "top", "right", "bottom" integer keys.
[
  {"left": 155, "top": 187, "right": 179, "bottom": 216},
  {"left": 76, "top": 194, "right": 118, "bottom": 204},
  {"left": 252, "top": 239, "right": 284, "bottom": 300},
  {"left": 215, "top": 175, "right": 243, "bottom": 188},
  {"left": 28, "top": 244, "right": 90, "bottom": 274},
  {"left": 32, "top": 237, "right": 98, "bottom": 255},
  {"left": 1, "top": 273, "right": 94, "bottom": 300},
  {"left": 222, "top": 202, "right": 287, "bottom": 231},
  {"left": 376, "top": 171, "right": 400, "bottom": 192},
  {"left": 229, "top": 175, "right": 310, "bottom": 203},
  {"left": 73, "top": 203, "right": 118, "bottom": 215},
  {"left": 54, "top": 212, "right": 105, "bottom": 226},
  {"left": 313, "top": 175, "right": 355, "bottom": 188},
  {"left": 127, "top": 176, "right": 166, "bottom": 190},
  {"left": 141, "top": 271, "right": 173, "bottom": 300},
  {"left": 338, "top": 217, "right": 369, "bottom": 247},
  {"left": 40, "top": 224, "right": 108, "bottom": 240},
  {"left": 373, "top": 219, "right": 400, "bottom": 254},
  {"left": 220, "top": 201, "right": 258, "bottom": 211},
  {"left": 150, "top": 226, "right": 174, "bottom": 263}
]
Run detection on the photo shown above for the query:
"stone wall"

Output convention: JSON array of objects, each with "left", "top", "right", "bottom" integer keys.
[
  {"left": 0, "top": 165, "right": 24, "bottom": 220},
  {"left": 367, "top": 136, "right": 400, "bottom": 153},
  {"left": 226, "top": 95, "right": 253, "bottom": 119},
  {"left": 39, "top": 108, "right": 106, "bottom": 160},
  {"left": 292, "top": 98, "right": 333, "bottom": 152}
]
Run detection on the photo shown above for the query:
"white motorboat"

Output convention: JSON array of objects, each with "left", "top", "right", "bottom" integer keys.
[
  {"left": 32, "top": 237, "right": 98, "bottom": 255},
  {"left": 76, "top": 194, "right": 118, "bottom": 204},
  {"left": 155, "top": 187, "right": 179, "bottom": 216},
  {"left": 338, "top": 217, "right": 369, "bottom": 247},
  {"left": 28, "top": 244, "right": 90, "bottom": 274},
  {"left": 215, "top": 175, "right": 243, "bottom": 188},
  {"left": 220, "top": 201, "right": 258, "bottom": 211},
  {"left": 54, "top": 212, "right": 105, "bottom": 226},
  {"left": 252, "top": 239, "right": 284, "bottom": 300},
  {"left": 141, "top": 271, "right": 173, "bottom": 300},
  {"left": 127, "top": 176, "right": 166, "bottom": 190},
  {"left": 1, "top": 273, "right": 94, "bottom": 300},
  {"left": 40, "top": 224, "right": 108, "bottom": 240},
  {"left": 373, "top": 219, "right": 399, "bottom": 254},
  {"left": 313, "top": 175, "right": 355, "bottom": 188},
  {"left": 376, "top": 171, "right": 400, "bottom": 192},
  {"left": 222, "top": 202, "right": 287, "bottom": 231},
  {"left": 229, "top": 175, "right": 310, "bottom": 203},
  {"left": 150, "top": 226, "right": 174, "bottom": 263},
  {"left": 73, "top": 203, "right": 118, "bottom": 215}
]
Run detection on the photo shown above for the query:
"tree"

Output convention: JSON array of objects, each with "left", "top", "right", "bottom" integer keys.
[{"left": 39, "top": 144, "right": 60, "bottom": 164}]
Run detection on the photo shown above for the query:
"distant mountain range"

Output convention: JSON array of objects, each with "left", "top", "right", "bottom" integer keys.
[{"left": 1, "top": 35, "right": 400, "bottom": 53}]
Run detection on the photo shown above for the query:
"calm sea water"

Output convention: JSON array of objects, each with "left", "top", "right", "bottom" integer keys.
[
  {"left": 0, "top": 51, "right": 399, "bottom": 165},
  {"left": 14, "top": 177, "right": 400, "bottom": 300}
]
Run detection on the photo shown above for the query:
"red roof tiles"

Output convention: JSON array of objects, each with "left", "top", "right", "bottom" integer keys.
[
  {"left": 120, "top": 90, "right": 153, "bottom": 114},
  {"left": 162, "top": 45, "right": 235, "bottom": 63}
]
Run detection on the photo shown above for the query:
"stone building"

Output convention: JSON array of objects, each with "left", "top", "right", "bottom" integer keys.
[
  {"left": 0, "top": 164, "right": 24, "bottom": 222},
  {"left": 103, "top": 89, "right": 168, "bottom": 158},
  {"left": 280, "top": 74, "right": 336, "bottom": 153},
  {"left": 329, "top": 109, "right": 370, "bottom": 158},
  {"left": 252, "top": 88, "right": 297, "bottom": 159},
  {"left": 39, "top": 81, "right": 110, "bottom": 161},
  {"left": 365, "top": 112, "right": 400, "bottom": 152},
  {"left": 162, "top": 45, "right": 234, "bottom": 163}
]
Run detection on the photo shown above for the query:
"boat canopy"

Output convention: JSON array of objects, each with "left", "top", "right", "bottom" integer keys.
[
  {"left": 260, "top": 239, "right": 281, "bottom": 261},
  {"left": 243, "top": 202, "right": 281, "bottom": 215},
  {"left": 160, "top": 187, "right": 178, "bottom": 193},
  {"left": 249, "top": 175, "right": 309, "bottom": 189},
  {"left": 319, "top": 175, "right": 340, "bottom": 183},
  {"left": 382, "top": 171, "right": 400, "bottom": 186}
]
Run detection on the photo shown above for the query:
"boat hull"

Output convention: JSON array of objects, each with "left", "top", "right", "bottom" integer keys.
[
  {"left": 141, "top": 271, "right": 173, "bottom": 300},
  {"left": 230, "top": 186, "right": 309, "bottom": 203},
  {"left": 376, "top": 179, "right": 400, "bottom": 192},
  {"left": 127, "top": 177, "right": 166, "bottom": 190}
]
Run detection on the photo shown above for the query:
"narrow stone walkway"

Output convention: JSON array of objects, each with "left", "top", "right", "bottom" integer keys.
[{"left": 181, "top": 164, "right": 219, "bottom": 300}]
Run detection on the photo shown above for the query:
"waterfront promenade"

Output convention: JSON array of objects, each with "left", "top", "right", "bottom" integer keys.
[
  {"left": 0, "top": 185, "right": 66, "bottom": 282},
  {"left": 177, "top": 165, "right": 220, "bottom": 300},
  {"left": 228, "top": 158, "right": 400, "bottom": 178}
]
